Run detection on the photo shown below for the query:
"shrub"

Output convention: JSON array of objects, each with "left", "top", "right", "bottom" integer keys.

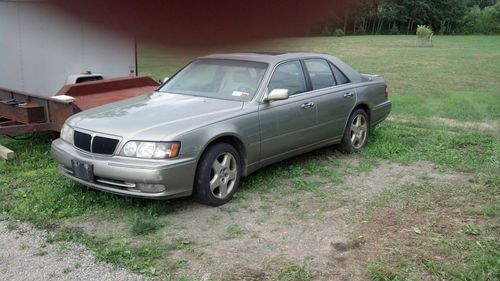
[
  {"left": 416, "top": 25, "right": 433, "bottom": 38},
  {"left": 416, "top": 25, "right": 433, "bottom": 47},
  {"left": 334, "top": 28, "right": 345, "bottom": 37}
]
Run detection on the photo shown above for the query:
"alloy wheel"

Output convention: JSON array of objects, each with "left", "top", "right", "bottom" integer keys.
[
  {"left": 209, "top": 152, "right": 238, "bottom": 199},
  {"left": 350, "top": 114, "right": 368, "bottom": 149}
]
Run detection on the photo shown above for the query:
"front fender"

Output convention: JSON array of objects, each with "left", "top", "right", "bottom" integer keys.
[{"left": 177, "top": 110, "right": 261, "bottom": 175}]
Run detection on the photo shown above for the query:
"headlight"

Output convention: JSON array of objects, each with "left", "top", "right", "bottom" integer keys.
[
  {"left": 121, "top": 141, "right": 180, "bottom": 159},
  {"left": 60, "top": 123, "right": 74, "bottom": 144}
]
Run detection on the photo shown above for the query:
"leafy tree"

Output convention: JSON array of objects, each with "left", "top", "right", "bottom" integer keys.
[
  {"left": 463, "top": 2, "right": 500, "bottom": 34},
  {"left": 314, "top": 0, "right": 498, "bottom": 35}
]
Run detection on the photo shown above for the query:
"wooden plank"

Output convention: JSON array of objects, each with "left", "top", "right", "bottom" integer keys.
[
  {"left": 0, "top": 122, "right": 54, "bottom": 136},
  {"left": 0, "top": 144, "right": 15, "bottom": 160}
]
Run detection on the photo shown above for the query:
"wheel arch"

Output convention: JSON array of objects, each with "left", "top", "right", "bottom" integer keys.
[
  {"left": 341, "top": 103, "right": 371, "bottom": 137},
  {"left": 200, "top": 133, "right": 248, "bottom": 176},
  {"left": 353, "top": 103, "right": 371, "bottom": 122}
]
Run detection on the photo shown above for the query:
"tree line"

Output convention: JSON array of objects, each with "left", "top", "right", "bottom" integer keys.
[{"left": 311, "top": 0, "right": 500, "bottom": 35}]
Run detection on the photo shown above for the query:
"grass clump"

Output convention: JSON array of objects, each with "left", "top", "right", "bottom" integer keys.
[
  {"left": 49, "top": 227, "right": 168, "bottom": 276},
  {"left": 131, "top": 216, "right": 165, "bottom": 236},
  {"left": 277, "top": 264, "right": 311, "bottom": 281},
  {"left": 223, "top": 223, "right": 245, "bottom": 239}
]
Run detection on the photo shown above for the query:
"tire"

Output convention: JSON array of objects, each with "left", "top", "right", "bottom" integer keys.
[
  {"left": 193, "top": 143, "right": 241, "bottom": 206},
  {"left": 339, "top": 109, "right": 370, "bottom": 153}
]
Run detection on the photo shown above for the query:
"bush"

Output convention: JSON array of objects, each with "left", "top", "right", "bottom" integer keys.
[
  {"left": 416, "top": 25, "right": 433, "bottom": 47},
  {"left": 334, "top": 28, "right": 345, "bottom": 37},
  {"left": 416, "top": 25, "right": 433, "bottom": 38}
]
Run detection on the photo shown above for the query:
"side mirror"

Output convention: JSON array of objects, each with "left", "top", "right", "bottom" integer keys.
[
  {"left": 162, "top": 77, "right": 170, "bottom": 83},
  {"left": 264, "top": 89, "right": 289, "bottom": 102}
]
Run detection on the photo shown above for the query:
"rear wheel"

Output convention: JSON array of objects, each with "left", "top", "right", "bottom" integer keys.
[
  {"left": 339, "top": 109, "right": 369, "bottom": 153},
  {"left": 193, "top": 143, "right": 241, "bottom": 206}
]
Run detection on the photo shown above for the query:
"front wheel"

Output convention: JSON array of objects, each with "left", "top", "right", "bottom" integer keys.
[
  {"left": 193, "top": 143, "right": 241, "bottom": 206},
  {"left": 339, "top": 109, "right": 369, "bottom": 153}
]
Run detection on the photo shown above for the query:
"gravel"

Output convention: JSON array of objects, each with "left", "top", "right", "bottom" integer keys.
[{"left": 0, "top": 217, "right": 145, "bottom": 281}]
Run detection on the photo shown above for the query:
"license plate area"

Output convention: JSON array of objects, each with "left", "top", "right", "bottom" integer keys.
[{"left": 71, "top": 159, "right": 94, "bottom": 182}]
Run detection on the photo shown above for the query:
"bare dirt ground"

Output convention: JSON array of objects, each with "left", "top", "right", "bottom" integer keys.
[
  {"left": 387, "top": 114, "right": 498, "bottom": 132},
  {"left": 155, "top": 158, "right": 472, "bottom": 280},
  {"left": 0, "top": 219, "right": 145, "bottom": 281}
]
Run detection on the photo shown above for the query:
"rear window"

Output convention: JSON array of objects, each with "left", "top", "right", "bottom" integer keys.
[
  {"left": 304, "top": 59, "right": 336, "bottom": 90},
  {"left": 329, "top": 62, "right": 350, "bottom": 85}
]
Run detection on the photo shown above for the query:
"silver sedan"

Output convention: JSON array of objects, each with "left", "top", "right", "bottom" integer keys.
[{"left": 51, "top": 52, "right": 392, "bottom": 206}]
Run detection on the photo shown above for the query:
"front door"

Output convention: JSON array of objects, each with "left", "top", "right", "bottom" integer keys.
[{"left": 258, "top": 60, "right": 317, "bottom": 165}]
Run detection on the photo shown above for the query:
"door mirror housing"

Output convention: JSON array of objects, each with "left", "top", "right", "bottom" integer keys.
[{"left": 265, "top": 89, "right": 289, "bottom": 102}]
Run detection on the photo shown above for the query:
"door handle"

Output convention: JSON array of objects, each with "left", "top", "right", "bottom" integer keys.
[
  {"left": 301, "top": 102, "right": 315, "bottom": 109},
  {"left": 344, "top": 92, "right": 354, "bottom": 98}
]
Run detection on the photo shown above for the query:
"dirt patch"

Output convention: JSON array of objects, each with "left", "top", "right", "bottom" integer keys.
[
  {"left": 432, "top": 117, "right": 497, "bottom": 131},
  {"left": 156, "top": 159, "right": 472, "bottom": 280},
  {"left": 387, "top": 114, "right": 498, "bottom": 132},
  {"left": 343, "top": 183, "right": 497, "bottom": 281}
]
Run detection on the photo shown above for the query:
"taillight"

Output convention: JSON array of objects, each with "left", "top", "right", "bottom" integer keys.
[{"left": 384, "top": 84, "right": 389, "bottom": 98}]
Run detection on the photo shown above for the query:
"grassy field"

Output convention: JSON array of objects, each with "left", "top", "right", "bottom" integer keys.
[{"left": 1, "top": 35, "right": 499, "bottom": 280}]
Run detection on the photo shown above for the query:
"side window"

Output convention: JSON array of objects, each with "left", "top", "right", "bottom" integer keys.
[
  {"left": 268, "top": 60, "right": 307, "bottom": 96},
  {"left": 304, "top": 59, "right": 336, "bottom": 90},
  {"left": 329, "top": 62, "right": 350, "bottom": 85}
]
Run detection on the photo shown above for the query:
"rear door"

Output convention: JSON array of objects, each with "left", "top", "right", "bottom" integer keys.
[
  {"left": 258, "top": 60, "right": 318, "bottom": 164},
  {"left": 303, "top": 59, "right": 356, "bottom": 141}
]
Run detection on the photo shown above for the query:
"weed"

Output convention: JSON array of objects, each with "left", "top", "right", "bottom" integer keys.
[
  {"left": 290, "top": 179, "right": 325, "bottom": 198},
  {"left": 165, "top": 237, "right": 193, "bottom": 250},
  {"left": 470, "top": 202, "right": 500, "bottom": 217},
  {"left": 6, "top": 220, "right": 17, "bottom": 230},
  {"left": 463, "top": 224, "right": 481, "bottom": 236},
  {"left": 130, "top": 216, "right": 165, "bottom": 236},
  {"left": 223, "top": 223, "right": 245, "bottom": 239},
  {"left": 277, "top": 264, "right": 311, "bottom": 281},
  {"left": 48, "top": 227, "right": 169, "bottom": 276},
  {"left": 287, "top": 199, "right": 301, "bottom": 210}
]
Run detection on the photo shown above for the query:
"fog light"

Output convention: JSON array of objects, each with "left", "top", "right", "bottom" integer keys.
[{"left": 137, "top": 183, "right": 166, "bottom": 193}]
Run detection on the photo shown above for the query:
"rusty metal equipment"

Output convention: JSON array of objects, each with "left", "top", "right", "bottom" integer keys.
[{"left": 0, "top": 76, "right": 159, "bottom": 136}]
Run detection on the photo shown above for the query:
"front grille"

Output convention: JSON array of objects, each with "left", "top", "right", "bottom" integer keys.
[
  {"left": 92, "top": 136, "right": 119, "bottom": 154},
  {"left": 74, "top": 131, "right": 119, "bottom": 155},
  {"left": 74, "top": 131, "right": 91, "bottom": 151}
]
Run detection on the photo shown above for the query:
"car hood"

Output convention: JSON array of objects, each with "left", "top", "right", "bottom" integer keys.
[{"left": 69, "top": 92, "right": 244, "bottom": 141}]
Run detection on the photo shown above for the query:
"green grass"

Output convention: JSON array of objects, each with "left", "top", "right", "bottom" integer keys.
[
  {"left": 223, "top": 223, "right": 245, "bottom": 239},
  {"left": 131, "top": 215, "right": 166, "bottom": 236},
  {"left": 363, "top": 177, "right": 499, "bottom": 281},
  {"left": 1, "top": 35, "right": 499, "bottom": 280},
  {"left": 277, "top": 264, "right": 312, "bottom": 281},
  {"left": 48, "top": 227, "right": 167, "bottom": 276}
]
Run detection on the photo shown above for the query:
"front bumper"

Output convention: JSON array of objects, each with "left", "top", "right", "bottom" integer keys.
[{"left": 51, "top": 138, "right": 197, "bottom": 199}]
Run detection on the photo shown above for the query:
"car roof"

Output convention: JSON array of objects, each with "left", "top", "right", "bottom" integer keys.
[
  {"left": 200, "top": 51, "right": 332, "bottom": 64},
  {"left": 198, "top": 51, "right": 362, "bottom": 83}
]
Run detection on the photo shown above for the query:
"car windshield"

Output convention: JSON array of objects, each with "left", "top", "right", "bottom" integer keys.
[{"left": 158, "top": 59, "right": 268, "bottom": 101}]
